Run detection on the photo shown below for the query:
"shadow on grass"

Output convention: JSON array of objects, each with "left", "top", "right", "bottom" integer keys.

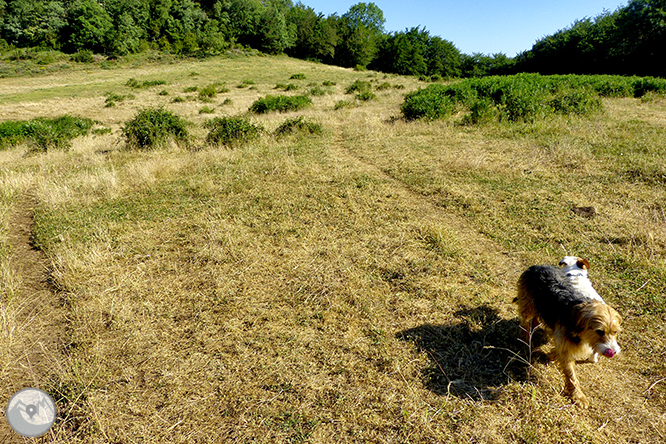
[{"left": 397, "top": 304, "right": 549, "bottom": 400}]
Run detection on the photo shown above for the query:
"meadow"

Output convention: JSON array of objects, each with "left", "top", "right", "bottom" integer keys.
[{"left": 0, "top": 53, "right": 665, "bottom": 443}]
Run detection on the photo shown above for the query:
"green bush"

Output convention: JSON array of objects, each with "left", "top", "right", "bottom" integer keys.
[
  {"left": 198, "top": 84, "right": 218, "bottom": 101},
  {"left": 204, "top": 116, "right": 263, "bottom": 147},
  {"left": 71, "top": 50, "right": 94, "bottom": 63},
  {"left": 356, "top": 91, "right": 376, "bottom": 102},
  {"left": 346, "top": 80, "right": 371, "bottom": 94},
  {"left": 249, "top": 95, "right": 312, "bottom": 113},
  {"left": 0, "top": 116, "right": 93, "bottom": 151},
  {"left": 122, "top": 108, "right": 189, "bottom": 150},
  {"left": 550, "top": 89, "right": 602, "bottom": 115},
  {"left": 401, "top": 74, "right": 628, "bottom": 123},
  {"left": 401, "top": 84, "right": 456, "bottom": 120},
  {"left": 290, "top": 73, "right": 306, "bottom": 80},
  {"left": 126, "top": 78, "right": 167, "bottom": 89},
  {"left": 274, "top": 116, "right": 322, "bottom": 137},
  {"left": 462, "top": 98, "right": 498, "bottom": 125}
]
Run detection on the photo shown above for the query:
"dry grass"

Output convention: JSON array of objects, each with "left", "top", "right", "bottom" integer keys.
[{"left": 0, "top": 54, "right": 665, "bottom": 443}]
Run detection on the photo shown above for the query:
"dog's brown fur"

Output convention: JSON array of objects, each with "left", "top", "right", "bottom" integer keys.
[{"left": 516, "top": 265, "right": 622, "bottom": 408}]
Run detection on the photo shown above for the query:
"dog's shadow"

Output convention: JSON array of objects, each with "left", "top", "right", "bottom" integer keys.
[{"left": 397, "top": 305, "right": 548, "bottom": 400}]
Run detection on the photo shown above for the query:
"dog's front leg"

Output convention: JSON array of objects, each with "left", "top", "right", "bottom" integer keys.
[{"left": 559, "top": 357, "right": 589, "bottom": 408}]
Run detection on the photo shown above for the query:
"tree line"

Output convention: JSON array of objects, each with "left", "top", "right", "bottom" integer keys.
[
  {"left": 515, "top": 0, "right": 666, "bottom": 77},
  {"left": 0, "top": 0, "right": 664, "bottom": 78}
]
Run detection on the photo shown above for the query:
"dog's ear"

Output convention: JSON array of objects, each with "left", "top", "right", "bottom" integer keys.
[{"left": 577, "top": 258, "right": 590, "bottom": 270}]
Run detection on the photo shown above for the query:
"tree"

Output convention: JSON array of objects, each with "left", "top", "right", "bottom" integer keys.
[
  {"left": 335, "top": 2, "right": 385, "bottom": 68},
  {"left": 1, "top": 0, "right": 67, "bottom": 48},
  {"left": 426, "top": 36, "right": 461, "bottom": 78},
  {"left": 286, "top": 2, "right": 337, "bottom": 61},
  {"left": 106, "top": 0, "right": 150, "bottom": 55},
  {"left": 256, "top": 0, "right": 295, "bottom": 54},
  {"left": 65, "top": 0, "right": 113, "bottom": 52}
]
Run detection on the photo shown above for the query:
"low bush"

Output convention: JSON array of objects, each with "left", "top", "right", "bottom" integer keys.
[
  {"left": 204, "top": 116, "right": 263, "bottom": 147},
  {"left": 401, "top": 84, "right": 456, "bottom": 120},
  {"left": 71, "top": 50, "right": 94, "bottom": 63},
  {"left": 274, "top": 116, "right": 322, "bottom": 137},
  {"left": 402, "top": 74, "right": 614, "bottom": 123},
  {"left": 122, "top": 108, "right": 189, "bottom": 150},
  {"left": 198, "top": 84, "right": 218, "bottom": 101},
  {"left": 249, "top": 95, "right": 312, "bottom": 113},
  {"left": 0, "top": 115, "right": 93, "bottom": 151},
  {"left": 346, "top": 80, "right": 371, "bottom": 94},
  {"left": 126, "top": 78, "right": 167, "bottom": 89}
]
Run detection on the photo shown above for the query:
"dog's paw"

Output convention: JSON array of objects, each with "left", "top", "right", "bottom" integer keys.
[{"left": 572, "top": 391, "right": 590, "bottom": 409}]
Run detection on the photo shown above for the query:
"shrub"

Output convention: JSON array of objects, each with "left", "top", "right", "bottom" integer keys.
[
  {"left": 122, "top": 108, "right": 189, "bottom": 150},
  {"left": 249, "top": 95, "right": 312, "bottom": 114},
  {"left": 0, "top": 120, "right": 29, "bottom": 148},
  {"left": 550, "top": 89, "right": 602, "bottom": 116},
  {"left": 334, "top": 100, "right": 356, "bottom": 110},
  {"left": 126, "top": 78, "right": 166, "bottom": 89},
  {"left": 0, "top": 116, "right": 93, "bottom": 152},
  {"left": 71, "top": 50, "right": 94, "bottom": 63},
  {"left": 204, "top": 116, "right": 263, "bottom": 147},
  {"left": 308, "top": 86, "right": 327, "bottom": 96},
  {"left": 346, "top": 80, "right": 371, "bottom": 94},
  {"left": 274, "top": 116, "right": 322, "bottom": 137},
  {"left": 356, "top": 91, "right": 376, "bottom": 102},
  {"left": 401, "top": 84, "right": 456, "bottom": 120},
  {"left": 104, "top": 92, "right": 134, "bottom": 107},
  {"left": 290, "top": 73, "right": 306, "bottom": 80},
  {"left": 198, "top": 85, "right": 218, "bottom": 101},
  {"left": 275, "top": 83, "right": 299, "bottom": 91},
  {"left": 402, "top": 74, "right": 613, "bottom": 123},
  {"left": 462, "top": 98, "right": 498, "bottom": 125}
]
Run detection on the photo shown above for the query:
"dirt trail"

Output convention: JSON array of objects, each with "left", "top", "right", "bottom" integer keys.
[{"left": 1, "top": 193, "right": 67, "bottom": 440}]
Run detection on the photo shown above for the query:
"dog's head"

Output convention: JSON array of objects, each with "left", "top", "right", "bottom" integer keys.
[
  {"left": 560, "top": 256, "right": 590, "bottom": 277},
  {"left": 575, "top": 301, "right": 622, "bottom": 358}
]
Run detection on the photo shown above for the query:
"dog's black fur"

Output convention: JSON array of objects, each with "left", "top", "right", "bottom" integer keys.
[{"left": 516, "top": 265, "right": 590, "bottom": 338}]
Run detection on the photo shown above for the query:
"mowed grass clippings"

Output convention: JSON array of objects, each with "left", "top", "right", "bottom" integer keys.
[{"left": 0, "top": 55, "right": 664, "bottom": 443}]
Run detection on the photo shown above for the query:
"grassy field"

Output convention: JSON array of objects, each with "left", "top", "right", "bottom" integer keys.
[{"left": 0, "top": 53, "right": 665, "bottom": 443}]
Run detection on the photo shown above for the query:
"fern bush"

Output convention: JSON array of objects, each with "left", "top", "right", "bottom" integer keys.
[{"left": 122, "top": 108, "right": 189, "bottom": 150}]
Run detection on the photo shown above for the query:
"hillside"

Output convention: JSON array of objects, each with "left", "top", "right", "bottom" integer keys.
[{"left": 0, "top": 54, "right": 665, "bottom": 443}]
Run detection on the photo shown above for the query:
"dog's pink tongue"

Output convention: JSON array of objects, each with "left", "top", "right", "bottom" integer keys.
[{"left": 603, "top": 349, "right": 615, "bottom": 358}]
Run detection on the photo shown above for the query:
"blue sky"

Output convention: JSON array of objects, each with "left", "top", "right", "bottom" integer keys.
[{"left": 300, "top": 1, "right": 628, "bottom": 56}]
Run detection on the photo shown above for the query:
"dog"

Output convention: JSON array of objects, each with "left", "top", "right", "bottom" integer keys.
[
  {"left": 559, "top": 256, "right": 603, "bottom": 302},
  {"left": 515, "top": 264, "right": 622, "bottom": 408}
]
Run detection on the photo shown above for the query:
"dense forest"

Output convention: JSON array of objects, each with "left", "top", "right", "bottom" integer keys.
[{"left": 0, "top": 0, "right": 664, "bottom": 78}]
